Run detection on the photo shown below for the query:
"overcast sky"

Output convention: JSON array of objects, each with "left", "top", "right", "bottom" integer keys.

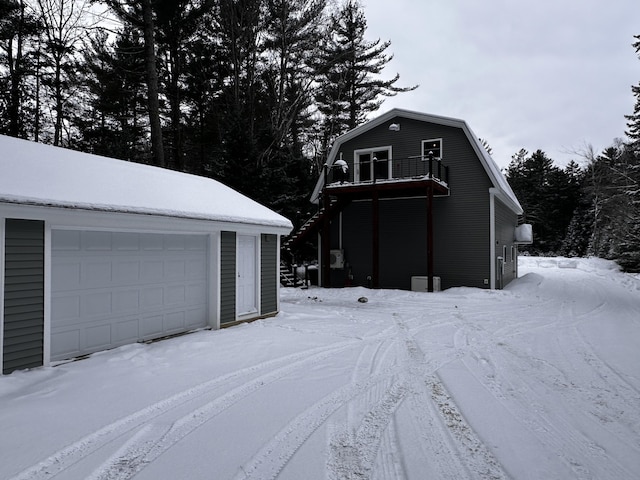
[{"left": 362, "top": 0, "right": 640, "bottom": 169}]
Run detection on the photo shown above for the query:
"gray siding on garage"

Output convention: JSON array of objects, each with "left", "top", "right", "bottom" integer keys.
[
  {"left": 220, "top": 231, "right": 236, "bottom": 324},
  {"left": 260, "top": 234, "right": 278, "bottom": 315},
  {"left": 3, "top": 219, "right": 44, "bottom": 374}
]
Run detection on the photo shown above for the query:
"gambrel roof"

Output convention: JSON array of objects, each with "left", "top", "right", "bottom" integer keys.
[
  {"left": 311, "top": 108, "right": 523, "bottom": 215},
  {"left": 0, "top": 135, "right": 292, "bottom": 231}
]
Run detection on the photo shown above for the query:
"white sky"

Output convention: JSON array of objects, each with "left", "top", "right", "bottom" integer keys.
[{"left": 362, "top": 0, "right": 640, "bottom": 169}]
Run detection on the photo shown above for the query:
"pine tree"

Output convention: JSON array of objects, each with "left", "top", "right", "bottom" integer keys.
[
  {"left": 75, "top": 28, "right": 147, "bottom": 162},
  {"left": 0, "top": 0, "right": 41, "bottom": 138},
  {"left": 506, "top": 149, "right": 580, "bottom": 254},
  {"left": 102, "top": 0, "right": 165, "bottom": 167},
  {"left": 625, "top": 34, "right": 640, "bottom": 147},
  {"left": 314, "top": 0, "right": 416, "bottom": 155}
]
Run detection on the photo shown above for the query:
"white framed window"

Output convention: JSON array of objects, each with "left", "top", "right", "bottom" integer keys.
[
  {"left": 421, "top": 138, "right": 443, "bottom": 160},
  {"left": 354, "top": 146, "right": 392, "bottom": 182}
]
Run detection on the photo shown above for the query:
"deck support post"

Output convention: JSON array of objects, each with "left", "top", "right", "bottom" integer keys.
[
  {"left": 427, "top": 183, "right": 434, "bottom": 292},
  {"left": 321, "top": 166, "right": 331, "bottom": 287},
  {"left": 372, "top": 189, "right": 380, "bottom": 288}
]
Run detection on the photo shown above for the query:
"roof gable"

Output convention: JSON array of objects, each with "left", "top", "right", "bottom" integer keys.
[
  {"left": 312, "top": 108, "right": 522, "bottom": 214},
  {"left": 0, "top": 135, "right": 292, "bottom": 230}
]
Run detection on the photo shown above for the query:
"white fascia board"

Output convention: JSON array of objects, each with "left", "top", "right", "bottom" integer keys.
[{"left": 0, "top": 202, "right": 291, "bottom": 237}]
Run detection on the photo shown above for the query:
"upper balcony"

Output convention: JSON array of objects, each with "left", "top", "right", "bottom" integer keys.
[{"left": 322, "top": 153, "right": 450, "bottom": 201}]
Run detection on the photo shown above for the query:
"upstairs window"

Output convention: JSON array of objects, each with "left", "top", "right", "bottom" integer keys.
[
  {"left": 354, "top": 147, "right": 392, "bottom": 182},
  {"left": 422, "top": 139, "right": 442, "bottom": 160}
]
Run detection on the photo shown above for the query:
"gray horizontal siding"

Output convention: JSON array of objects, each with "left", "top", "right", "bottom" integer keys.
[
  {"left": 3, "top": 219, "right": 45, "bottom": 374},
  {"left": 260, "top": 234, "right": 277, "bottom": 315},
  {"left": 333, "top": 117, "right": 494, "bottom": 289},
  {"left": 220, "top": 231, "right": 236, "bottom": 324}
]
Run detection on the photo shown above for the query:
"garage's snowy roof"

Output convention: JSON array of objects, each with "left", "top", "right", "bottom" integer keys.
[{"left": 0, "top": 135, "right": 292, "bottom": 230}]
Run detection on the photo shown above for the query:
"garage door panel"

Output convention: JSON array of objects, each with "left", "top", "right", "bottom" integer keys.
[
  {"left": 52, "top": 295, "right": 80, "bottom": 324},
  {"left": 113, "top": 289, "right": 139, "bottom": 313},
  {"left": 83, "top": 261, "right": 112, "bottom": 286},
  {"left": 115, "top": 318, "right": 139, "bottom": 343},
  {"left": 141, "top": 287, "right": 164, "bottom": 308},
  {"left": 82, "top": 291, "right": 112, "bottom": 317},
  {"left": 113, "top": 260, "right": 140, "bottom": 283},
  {"left": 85, "top": 323, "right": 112, "bottom": 350},
  {"left": 52, "top": 231, "right": 209, "bottom": 361},
  {"left": 140, "top": 314, "right": 164, "bottom": 339},
  {"left": 52, "top": 230, "right": 81, "bottom": 251},
  {"left": 166, "top": 259, "right": 186, "bottom": 279},
  {"left": 52, "top": 262, "right": 81, "bottom": 291},
  {"left": 51, "top": 329, "right": 80, "bottom": 359},
  {"left": 186, "top": 307, "right": 207, "bottom": 328},
  {"left": 83, "top": 231, "right": 111, "bottom": 250},
  {"left": 165, "top": 311, "right": 185, "bottom": 332},
  {"left": 166, "top": 285, "right": 186, "bottom": 305},
  {"left": 141, "top": 260, "right": 164, "bottom": 280}
]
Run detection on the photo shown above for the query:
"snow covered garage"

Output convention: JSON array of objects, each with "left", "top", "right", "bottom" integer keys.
[{"left": 0, "top": 135, "right": 292, "bottom": 374}]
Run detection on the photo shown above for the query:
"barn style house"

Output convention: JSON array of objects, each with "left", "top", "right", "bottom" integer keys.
[
  {"left": 0, "top": 135, "right": 292, "bottom": 374},
  {"left": 285, "top": 109, "right": 531, "bottom": 291}
]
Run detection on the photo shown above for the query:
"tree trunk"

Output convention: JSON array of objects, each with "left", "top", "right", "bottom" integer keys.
[{"left": 142, "top": 0, "right": 165, "bottom": 167}]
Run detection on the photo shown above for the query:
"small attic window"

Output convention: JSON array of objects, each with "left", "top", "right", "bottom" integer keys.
[{"left": 422, "top": 139, "right": 442, "bottom": 160}]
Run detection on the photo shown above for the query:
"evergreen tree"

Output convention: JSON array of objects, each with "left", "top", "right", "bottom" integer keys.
[
  {"left": 314, "top": 0, "right": 416, "bottom": 156},
  {"left": 625, "top": 34, "right": 640, "bottom": 147},
  {"left": 154, "top": 0, "right": 212, "bottom": 171},
  {"left": 75, "top": 28, "right": 147, "bottom": 162},
  {"left": 506, "top": 149, "right": 580, "bottom": 254},
  {"left": 0, "top": 0, "right": 41, "bottom": 138},
  {"left": 102, "top": 0, "right": 165, "bottom": 167}
]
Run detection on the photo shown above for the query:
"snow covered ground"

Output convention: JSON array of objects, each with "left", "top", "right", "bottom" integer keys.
[{"left": 1, "top": 257, "right": 639, "bottom": 480}]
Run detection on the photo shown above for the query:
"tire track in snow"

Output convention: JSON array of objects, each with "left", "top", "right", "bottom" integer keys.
[
  {"left": 8, "top": 334, "right": 382, "bottom": 480},
  {"left": 83, "top": 327, "right": 398, "bottom": 480},
  {"left": 455, "top": 323, "right": 636, "bottom": 479},
  {"left": 234, "top": 330, "right": 400, "bottom": 479},
  {"left": 326, "top": 379, "right": 408, "bottom": 480},
  {"left": 395, "top": 316, "right": 509, "bottom": 480}
]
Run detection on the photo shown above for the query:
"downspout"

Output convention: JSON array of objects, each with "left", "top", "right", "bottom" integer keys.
[{"left": 489, "top": 189, "right": 497, "bottom": 289}]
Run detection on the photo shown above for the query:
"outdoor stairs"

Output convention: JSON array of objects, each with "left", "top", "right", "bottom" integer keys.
[
  {"left": 282, "top": 199, "right": 341, "bottom": 251},
  {"left": 280, "top": 260, "right": 298, "bottom": 287}
]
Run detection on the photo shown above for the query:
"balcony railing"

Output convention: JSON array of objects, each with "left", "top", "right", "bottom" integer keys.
[{"left": 325, "top": 154, "right": 449, "bottom": 187}]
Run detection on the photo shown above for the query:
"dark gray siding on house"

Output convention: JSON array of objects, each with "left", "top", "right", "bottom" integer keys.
[
  {"left": 331, "top": 117, "right": 493, "bottom": 289},
  {"left": 494, "top": 197, "right": 518, "bottom": 288},
  {"left": 330, "top": 201, "right": 372, "bottom": 287},
  {"left": 3, "top": 219, "right": 44, "bottom": 374},
  {"left": 220, "top": 231, "right": 236, "bottom": 324},
  {"left": 260, "top": 234, "right": 278, "bottom": 315}
]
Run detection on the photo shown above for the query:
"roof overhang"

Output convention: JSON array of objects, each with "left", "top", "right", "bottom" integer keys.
[{"left": 311, "top": 108, "right": 523, "bottom": 215}]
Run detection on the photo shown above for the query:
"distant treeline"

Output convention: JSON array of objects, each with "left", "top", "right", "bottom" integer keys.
[{"left": 506, "top": 37, "right": 640, "bottom": 272}]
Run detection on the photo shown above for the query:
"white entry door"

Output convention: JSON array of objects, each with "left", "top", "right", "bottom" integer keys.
[{"left": 237, "top": 235, "right": 257, "bottom": 316}]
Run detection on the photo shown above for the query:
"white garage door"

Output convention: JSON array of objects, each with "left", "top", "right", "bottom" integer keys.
[{"left": 51, "top": 230, "right": 209, "bottom": 361}]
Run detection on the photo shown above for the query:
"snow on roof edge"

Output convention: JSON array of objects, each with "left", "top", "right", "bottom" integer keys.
[{"left": 0, "top": 135, "right": 293, "bottom": 231}]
